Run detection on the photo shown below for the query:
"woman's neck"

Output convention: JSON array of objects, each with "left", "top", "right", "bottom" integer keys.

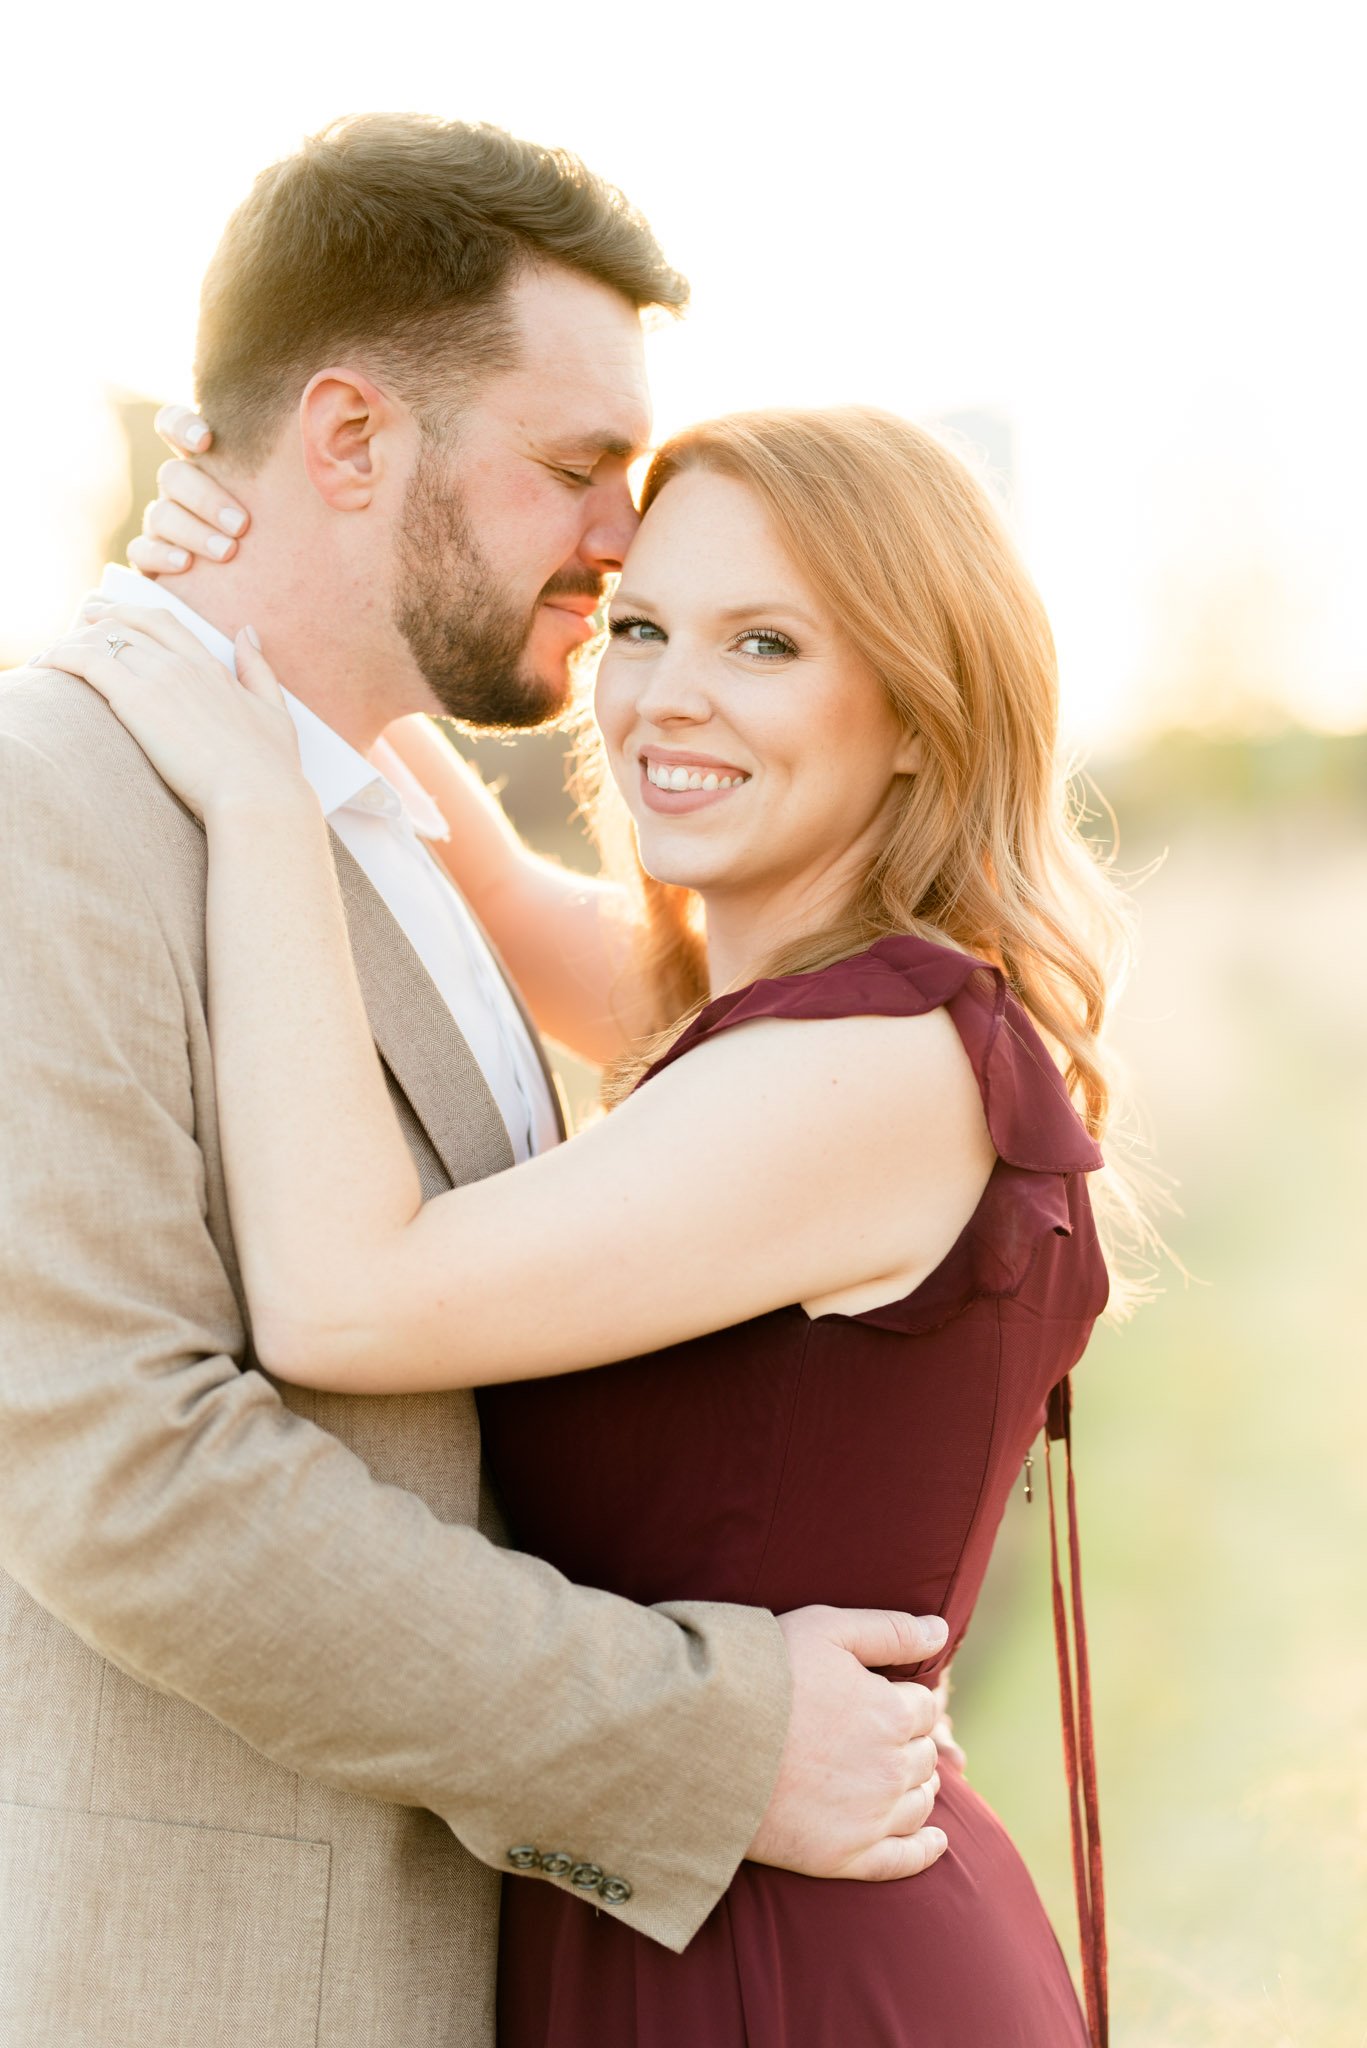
[{"left": 700, "top": 867, "right": 860, "bottom": 997}]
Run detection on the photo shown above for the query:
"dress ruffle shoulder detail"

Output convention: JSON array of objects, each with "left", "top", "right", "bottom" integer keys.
[{"left": 637, "top": 934, "right": 1108, "bottom": 1335}]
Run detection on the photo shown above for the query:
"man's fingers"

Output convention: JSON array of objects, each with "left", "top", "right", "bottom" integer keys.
[
  {"left": 887, "top": 1772, "right": 940, "bottom": 1840},
  {"left": 154, "top": 404, "right": 213, "bottom": 455},
  {"left": 816, "top": 1606, "right": 949, "bottom": 1670},
  {"left": 903, "top": 1733, "right": 940, "bottom": 1790},
  {"left": 842, "top": 1825, "right": 949, "bottom": 1883},
  {"left": 888, "top": 1681, "right": 938, "bottom": 1745}
]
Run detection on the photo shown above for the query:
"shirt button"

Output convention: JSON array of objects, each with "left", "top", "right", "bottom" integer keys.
[
  {"left": 570, "top": 1861, "right": 603, "bottom": 1890},
  {"left": 598, "top": 1875, "right": 633, "bottom": 1905},
  {"left": 539, "top": 1851, "right": 573, "bottom": 1878},
  {"left": 506, "top": 1846, "right": 541, "bottom": 1871}
]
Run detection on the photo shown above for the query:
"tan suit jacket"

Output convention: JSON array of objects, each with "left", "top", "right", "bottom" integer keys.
[{"left": 0, "top": 670, "right": 790, "bottom": 2048}]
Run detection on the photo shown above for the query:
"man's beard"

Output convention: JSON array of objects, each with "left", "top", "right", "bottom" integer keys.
[{"left": 393, "top": 445, "right": 603, "bottom": 733}]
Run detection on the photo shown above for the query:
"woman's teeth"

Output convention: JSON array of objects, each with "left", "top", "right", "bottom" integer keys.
[{"left": 645, "top": 762, "right": 747, "bottom": 792}]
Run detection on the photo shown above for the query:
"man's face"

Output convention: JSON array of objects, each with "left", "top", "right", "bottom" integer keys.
[{"left": 393, "top": 264, "right": 653, "bottom": 730}]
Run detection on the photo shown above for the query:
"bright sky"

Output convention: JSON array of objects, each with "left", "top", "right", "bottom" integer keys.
[{"left": 3, "top": 0, "right": 1362, "bottom": 744}]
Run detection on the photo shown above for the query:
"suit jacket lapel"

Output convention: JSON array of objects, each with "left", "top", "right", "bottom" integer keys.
[
  {"left": 413, "top": 839, "right": 570, "bottom": 1144},
  {"left": 331, "top": 833, "right": 515, "bottom": 1188},
  {"left": 489, "top": 935, "right": 570, "bottom": 1143}
]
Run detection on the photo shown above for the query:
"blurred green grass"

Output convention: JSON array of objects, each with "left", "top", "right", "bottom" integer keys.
[{"left": 953, "top": 798, "right": 1367, "bottom": 2045}]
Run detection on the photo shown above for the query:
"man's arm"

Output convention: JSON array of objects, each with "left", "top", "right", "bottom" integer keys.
[{"left": 0, "top": 716, "right": 943, "bottom": 1949}]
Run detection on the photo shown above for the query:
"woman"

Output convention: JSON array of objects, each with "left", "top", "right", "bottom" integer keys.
[{"left": 51, "top": 406, "right": 1131, "bottom": 2046}]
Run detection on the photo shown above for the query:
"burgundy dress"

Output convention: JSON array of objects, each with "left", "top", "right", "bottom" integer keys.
[{"left": 479, "top": 936, "right": 1109, "bottom": 2048}]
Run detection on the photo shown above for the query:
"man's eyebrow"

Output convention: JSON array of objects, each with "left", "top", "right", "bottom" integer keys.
[{"left": 551, "top": 432, "right": 647, "bottom": 462}]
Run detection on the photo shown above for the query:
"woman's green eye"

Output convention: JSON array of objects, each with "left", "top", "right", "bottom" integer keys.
[
  {"left": 608, "top": 615, "right": 666, "bottom": 642},
  {"left": 736, "top": 630, "right": 797, "bottom": 659}
]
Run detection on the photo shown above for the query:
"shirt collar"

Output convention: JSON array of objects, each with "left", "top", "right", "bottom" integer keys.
[{"left": 92, "top": 565, "right": 447, "bottom": 839}]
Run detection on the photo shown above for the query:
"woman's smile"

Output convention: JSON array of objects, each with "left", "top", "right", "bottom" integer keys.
[{"left": 640, "top": 745, "right": 752, "bottom": 810}]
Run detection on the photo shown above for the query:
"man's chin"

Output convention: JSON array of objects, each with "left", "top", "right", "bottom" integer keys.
[{"left": 425, "top": 659, "right": 573, "bottom": 735}]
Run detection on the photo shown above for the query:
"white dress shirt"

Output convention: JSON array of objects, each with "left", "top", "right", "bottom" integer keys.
[{"left": 92, "top": 565, "right": 559, "bottom": 1163}]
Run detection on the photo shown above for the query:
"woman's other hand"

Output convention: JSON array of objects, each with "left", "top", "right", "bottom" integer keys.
[
  {"left": 38, "top": 603, "right": 307, "bottom": 822},
  {"left": 127, "top": 405, "right": 249, "bottom": 577}
]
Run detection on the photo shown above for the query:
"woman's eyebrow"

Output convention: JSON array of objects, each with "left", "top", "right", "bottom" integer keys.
[
  {"left": 713, "top": 600, "right": 821, "bottom": 629},
  {"left": 608, "top": 594, "right": 822, "bottom": 629}
]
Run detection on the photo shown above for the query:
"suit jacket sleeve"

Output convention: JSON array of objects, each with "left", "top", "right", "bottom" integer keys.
[{"left": 0, "top": 725, "right": 791, "bottom": 1952}]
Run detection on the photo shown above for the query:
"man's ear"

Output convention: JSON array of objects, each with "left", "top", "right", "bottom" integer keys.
[{"left": 297, "top": 369, "right": 405, "bottom": 510}]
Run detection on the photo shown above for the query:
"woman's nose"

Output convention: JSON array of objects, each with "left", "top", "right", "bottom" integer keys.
[{"left": 632, "top": 647, "right": 714, "bottom": 726}]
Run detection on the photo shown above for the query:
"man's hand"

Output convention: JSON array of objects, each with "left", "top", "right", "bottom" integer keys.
[{"left": 748, "top": 1606, "right": 950, "bottom": 1881}]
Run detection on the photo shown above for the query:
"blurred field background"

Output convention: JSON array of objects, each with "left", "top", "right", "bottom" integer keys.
[
  {"left": 5, "top": 2, "right": 1365, "bottom": 2038},
  {"left": 954, "top": 755, "right": 1367, "bottom": 2045}
]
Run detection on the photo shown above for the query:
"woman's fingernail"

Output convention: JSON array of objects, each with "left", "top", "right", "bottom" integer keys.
[
  {"left": 219, "top": 508, "right": 247, "bottom": 536},
  {"left": 244, "top": 623, "right": 261, "bottom": 649},
  {"left": 918, "top": 1616, "right": 950, "bottom": 1651},
  {"left": 81, "top": 599, "right": 110, "bottom": 615},
  {"left": 166, "top": 547, "right": 190, "bottom": 569},
  {"left": 186, "top": 422, "right": 210, "bottom": 450},
  {"left": 206, "top": 533, "right": 233, "bottom": 560}
]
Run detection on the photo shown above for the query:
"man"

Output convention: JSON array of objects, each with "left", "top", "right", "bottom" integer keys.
[{"left": 0, "top": 116, "right": 947, "bottom": 2047}]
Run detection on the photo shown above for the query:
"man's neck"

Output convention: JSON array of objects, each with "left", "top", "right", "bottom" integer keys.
[{"left": 169, "top": 539, "right": 426, "bottom": 756}]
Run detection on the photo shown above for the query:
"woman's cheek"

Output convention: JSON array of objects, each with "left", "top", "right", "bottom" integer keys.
[{"left": 592, "top": 657, "right": 630, "bottom": 750}]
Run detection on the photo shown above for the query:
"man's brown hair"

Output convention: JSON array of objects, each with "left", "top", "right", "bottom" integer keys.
[{"left": 194, "top": 113, "right": 688, "bottom": 465}]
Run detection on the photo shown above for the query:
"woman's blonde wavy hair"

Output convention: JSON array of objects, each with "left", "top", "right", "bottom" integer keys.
[{"left": 573, "top": 405, "right": 1152, "bottom": 1311}]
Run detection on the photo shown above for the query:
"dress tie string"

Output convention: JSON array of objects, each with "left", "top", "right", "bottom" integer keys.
[{"left": 1045, "top": 1374, "right": 1108, "bottom": 2048}]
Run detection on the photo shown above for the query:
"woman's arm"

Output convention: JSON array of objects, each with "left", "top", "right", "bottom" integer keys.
[
  {"left": 381, "top": 715, "right": 652, "bottom": 1061},
  {"left": 210, "top": 772, "right": 991, "bottom": 1388},
  {"left": 45, "top": 606, "right": 995, "bottom": 1398}
]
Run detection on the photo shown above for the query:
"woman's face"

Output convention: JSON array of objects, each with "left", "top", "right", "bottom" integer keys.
[{"left": 595, "top": 469, "right": 919, "bottom": 915}]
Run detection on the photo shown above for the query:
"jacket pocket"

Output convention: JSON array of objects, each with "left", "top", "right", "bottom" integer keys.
[{"left": 0, "top": 1800, "right": 330, "bottom": 2048}]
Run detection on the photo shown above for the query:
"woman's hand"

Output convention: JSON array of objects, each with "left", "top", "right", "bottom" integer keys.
[
  {"left": 37, "top": 603, "right": 309, "bottom": 822},
  {"left": 128, "top": 405, "right": 248, "bottom": 577}
]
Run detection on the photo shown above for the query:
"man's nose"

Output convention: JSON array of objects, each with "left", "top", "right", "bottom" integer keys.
[{"left": 581, "top": 474, "right": 641, "bottom": 573}]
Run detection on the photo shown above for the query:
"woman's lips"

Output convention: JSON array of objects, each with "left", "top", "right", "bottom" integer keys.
[{"left": 637, "top": 757, "right": 750, "bottom": 814}]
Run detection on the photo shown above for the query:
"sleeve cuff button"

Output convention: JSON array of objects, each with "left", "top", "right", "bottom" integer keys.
[
  {"left": 507, "top": 1846, "right": 541, "bottom": 1871},
  {"left": 598, "top": 1875, "right": 633, "bottom": 1904}
]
